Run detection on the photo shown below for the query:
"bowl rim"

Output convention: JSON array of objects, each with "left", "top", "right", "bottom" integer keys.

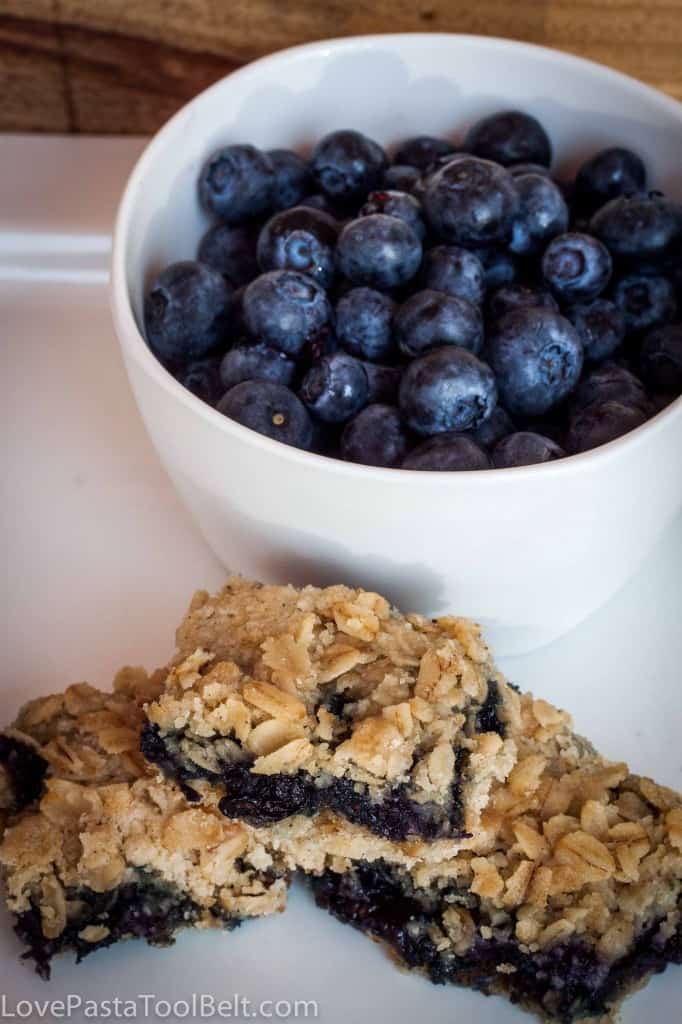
[{"left": 110, "top": 32, "right": 682, "bottom": 486}]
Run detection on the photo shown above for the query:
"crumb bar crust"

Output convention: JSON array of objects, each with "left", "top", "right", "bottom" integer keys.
[
  {"left": 144, "top": 578, "right": 514, "bottom": 841},
  {"left": 0, "top": 668, "right": 288, "bottom": 977},
  {"left": 144, "top": 578, "right": 682, "bottom": 1022}
]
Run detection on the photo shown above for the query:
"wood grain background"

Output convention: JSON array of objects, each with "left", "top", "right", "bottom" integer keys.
[{"left": 1, "top": 1, "right": 681, "bottom": 134}]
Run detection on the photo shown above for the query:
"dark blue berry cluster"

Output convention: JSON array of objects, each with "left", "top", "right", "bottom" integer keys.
[{"left": 144, "top": 116, "right": 681, "bottom": 470}]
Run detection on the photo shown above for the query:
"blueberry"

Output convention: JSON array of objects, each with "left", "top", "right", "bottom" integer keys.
[
  {"left": 393, "top": 136, "right": 456, "bottom": 170},
  {"left": 383, "top": 165, "right": 421, "bottom": 193},
  {"left": 566, "top": 400, "right": 647, "bottom": 453},
  {"left": 197, "top": 223, "right": 259, "bottom": 288},
  {"left": 509, "top": 173, "right": 569, "bottom": 255},
  {"left": 174, "top": 357, "right": 223, "bottom": 405},
  {"left": 420, "top": 245, "right": 485, "bottom": 306},
  {"left": 219, "top": 341, "right": 296, "bottom": 392},
  {"left": 488, "top": 284, "right": 559, "bottom": 322},
  {"left": 336, "top": 214, "right": 422, "bottom": 290},
  {"left": 492, "top": 431, "right": 565, "bottom": 467},
  {"left": 508, "top": 162, "right": 552, "bottom": 178},
  {"left": 311, "top": 130, "right": 387, "bottom": 204},
  {"left": 423, "top": 156, "right": 519, "bottom": 247},
  {"left": 571, "top": 362, "right": 648, "bottom": 413},
  {"left": 542, "top": 232, "right": 612, "bottom": 303},
  {"left": 198, "top": 144, "right": 274, "bottom": 224},
  {"left": 486, "top": 307, "right": 583, "bottom": 416},
  {"left": 399, "top": 347, "right": 497, "bottom": 436},
  {"left": 217, "top": 380, "right": 314, "bottom": 448},
  {"left": 144, "top": 261, "right": 232, "bottom": 365},
  {"left": 575, "top": 147, "right": 647, "bottom": 210},
  {"left": 464, "top": 110, "right": 552, "bottom": 167},
  {"left": 402, "top": 433, "right": 490, "bottom": 471},
  {"left": 361, "top": 362, "right": 403, "bottom": 404},
  {"left": 360, "top": 190, "right": 426, "bottom": 240},
  {"left": 242, "top": 270, "right": 332, "bottom": 357},
  {"left": 256, "top": 207, "right": 339, "bottom": 289},
  {"left": 639, "top": 322, "right": 682, "bottom": 396},
  {"left": 477, "top": 247, "right": 518, "bottom": 290},
  {"left": 612, "top": 273, "right": 677, "bottom": 334},
  {"left": 394, "top": 289, "right": 483, "bottom": 357},
  {"left": 567, "top": 299, "right": 625, "bottom": 362},
  {"left": 300, "top": 352, "right": 369, "bottom": 423},
  {"left": 267, "top": 149, "right": 313, "bottom": 210},
  {"left": 590, "top": 193, "right": 682, "bottom": 263},
  {"left": 341, "top": 404, "right": 410, "bottom": 467},
  {"left": 335, "top": 287, "right": 396, "bottom": 362}
]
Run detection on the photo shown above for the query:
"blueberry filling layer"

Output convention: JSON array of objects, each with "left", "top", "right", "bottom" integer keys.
[
  {"left": 15, "top": 872, "right": 221, "bottom": 980},
  {"left": 140, "top": 723, "right": 470, "bottom": 841},
  {"left": 0, "top": 736, "right": 48, "bottom": 811},
  {"left": 312, "top": 860, "right": 681, "bottom": 1024}
]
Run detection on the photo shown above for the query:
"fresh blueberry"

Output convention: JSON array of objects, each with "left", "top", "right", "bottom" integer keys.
[
  {"left": 197, "top": 223, "right": 259, "bottom": 288},
  {"left": 491, "top": 431, "right": 565, "bottom": 467},
  {"left": 566, "top": 400, "right": 647, "bottom": 453},
  {"left": 256, "top": 207, "right": 339, "bottom": 289},
  {"left": 575, "top": 147, "right": 647, "bottom": 210},
  {"left": 335, "top": 287, "right": 396, "bottom": 362},
  {"left": 420, "top": 245, "right": 485, "bottom": 306},
  {"left": 336, "top": 214, "right": 422, "bottom": 290},
  {"left": 612, "top": 273, "right": 677, "bottom": 334},
  {"left": 542, "top": 232, "right": 612, "bottom": 303},
  {"left": 639, "top": 322, "right": 682, "bottom": 396},
  {"left": 487, "top": 284, "right": 559, "bottom": 321},
  {"left": 467, "top": 404, "right": 515, "bottom": 449},
  {"left": 571, "top": 362, "right": 649, "bottom": 413},
  {"left": 508, "top": 162, "right": 552, "bottom": 178},
  {"left": 393, "top": 136, "right": 456, "bottom": 170},
  {"left": 486, "top": 307, "right": 583, "bottom": 416},
  {"left": 423, "top": 156, "right": 519, "bottom": 247},
  {"left": 567, "top": 298, "right": 625, "bottom": 362},
  {"left": 340, "top": 404, "right": 410, "bottom": 467},
  {"left": 267, "top": 149, "right": 313, "bottom": 210},
  {"left": 394, "top": 289, "right": 483, "bottom": 357},
  {"left": 360, "top": 190, "right": 426, "bottom": 240},
  {"left": 383, "top": 165, "right": 421, "bottom": 193},
  {"left": 590, "top": 193, "right": 682, "bottom": 263},
  {"left": 477, "top": 247, "right": 519, "bottom": 290},
  {"left": 217, "top": 380, "right": 314, "bottom": 449},
  {"left": 464, "top": 110, "right": 552, "bottom": 167},
  {"left": 509, "top": 173, "right": 569, "bottom": 255},
  {"left": 175, "top": 357, "right": 223, "bottom": 406},
  {"left": 311, "top": 130, "right": 387, "bottom": 204},
  {"left": 219, "top": 341, "right": 296, "bottom": 392},
  {"left": 402, "top": 433, "right": 490, "bottom": 471},
  {"left": 299, "top": 352, "right": 369, "bottom": 423},
  {"left": 361, "top": 362, "right": 403, "bottom": 404},
  {"left": 242, "top": 270, "right": 331, "bottom": 357},
  {"left": 399, "top": 346, "right": 497, "bottom": 436},
  {"left": 144, "top": 261, "right": 232, "bottom": 365},
  {"left": 198, "top": 144, "right": 274, "bottom": 224}
]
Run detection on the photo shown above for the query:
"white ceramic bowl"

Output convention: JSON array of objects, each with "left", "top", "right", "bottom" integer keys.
[{"left": 111, "top": 33, "right": 682, "bottom": 654}]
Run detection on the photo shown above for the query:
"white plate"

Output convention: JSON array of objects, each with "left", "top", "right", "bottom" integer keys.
[{"left": 1, "top": 135, "right": 680, "bottom": 1022}]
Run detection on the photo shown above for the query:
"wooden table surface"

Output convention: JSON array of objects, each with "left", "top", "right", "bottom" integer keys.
[{"left": 1, "top": 1, "right": 681, "bottom": 134}]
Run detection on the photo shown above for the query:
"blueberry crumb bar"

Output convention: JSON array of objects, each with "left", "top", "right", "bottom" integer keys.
[
  {"left": 143, "top": 578, "right": 682, "bottom": 1022},
  {"left": 0, "top": 667, "right": 289, "bottom": 977}
]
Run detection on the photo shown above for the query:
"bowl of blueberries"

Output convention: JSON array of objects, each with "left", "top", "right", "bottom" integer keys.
[{"left": 111, "top": 33, "right": 682, "bottom": 653}]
